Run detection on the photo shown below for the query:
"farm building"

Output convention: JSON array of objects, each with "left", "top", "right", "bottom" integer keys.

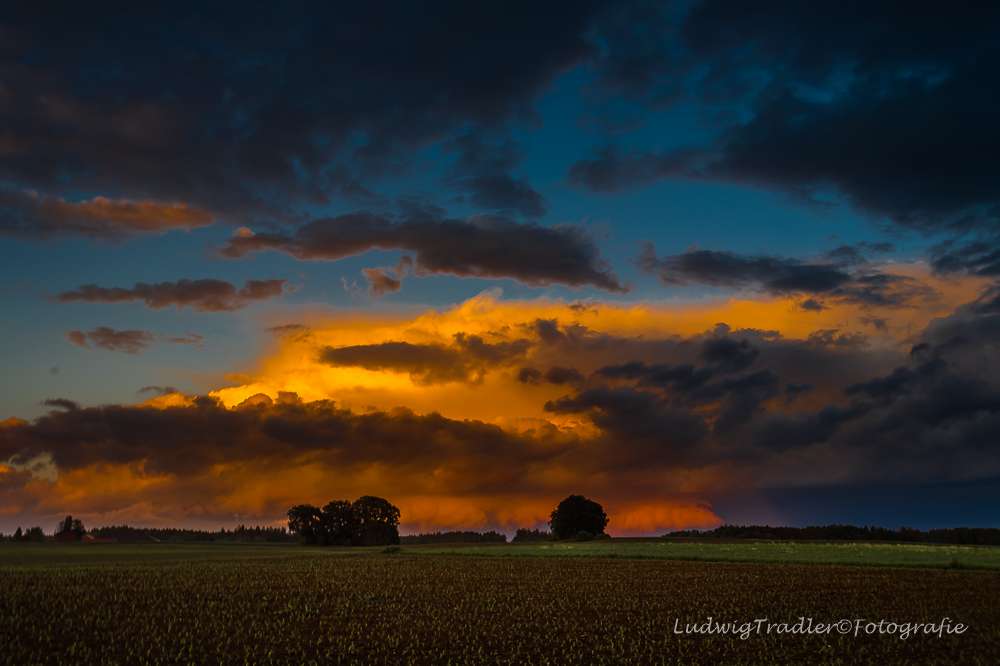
[{"left": 54, "top": 529, "right": 79, "bottom": 543}]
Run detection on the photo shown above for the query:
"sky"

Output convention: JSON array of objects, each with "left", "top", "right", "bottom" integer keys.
[{"left": 1, "top": 1, "right": 999, "bottom": 536}]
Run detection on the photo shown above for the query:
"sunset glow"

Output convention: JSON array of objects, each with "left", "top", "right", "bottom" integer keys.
[{"left": 2, "top": 2, "right": 998, "bottom": 537}]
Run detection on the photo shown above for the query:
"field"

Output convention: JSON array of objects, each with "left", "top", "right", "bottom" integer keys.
[
  {"left": 2, "top": 542, "right": 999, "bottom": 665},
  {"left": 410, "top": 539, "right": 1000, "bottom": 569}
]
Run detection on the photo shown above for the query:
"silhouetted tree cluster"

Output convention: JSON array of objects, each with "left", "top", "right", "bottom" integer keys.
[
  {"left": 664, "top": 524, "right": 1000, "bottom": 546},
  {"left": 400, "top": 530, "right": 507, "bottom": 545},
  {"left": 287, "top": 496, "right": 400, "bottom": 546},
  {"left": 511, "top": 527, "right": 551, "bottom": 543},
  {"left": 16, "top": 526, "right": 45, "bottom": 542},
  {"left": 549, "top": 495, "right": 609, "bottom": 540},
  {"left": 55, "top": 515, "right": 86, "bottom": 539}
]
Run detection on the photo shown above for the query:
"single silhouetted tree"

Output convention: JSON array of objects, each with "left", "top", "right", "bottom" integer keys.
[
  {"left": 548, "top": 495, "right": 609, "bottom": 540},
  {"left": 352, "top": 495, "right": 400, "bottom": 546},
  {"left": 287, "top": 504, "right": 325, "bottom": 545},
  {"left": 13, "top": 527, "right": 22, "bottom": 541}
]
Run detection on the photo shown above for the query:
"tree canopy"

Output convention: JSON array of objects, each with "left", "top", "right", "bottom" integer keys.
[
  {"left": 548, "top": 495, "right": 609, "bottom": 540},
  {"left": 56, "top": 515, "right": 85, "bottom": 538},
  {"left": 287, "top": 496, "right": 400, "bottom": 546}
]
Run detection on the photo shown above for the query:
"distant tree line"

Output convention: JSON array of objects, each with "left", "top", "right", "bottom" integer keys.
[
  {"left": 3, "top": 493, "right": 611, "bottom": 546},
  {"left": 511, "top": 528, "right": 551, "bottom": 542},
  {"left": 91, "top": 524, "right": 296, "bottom": 543},
  {"left": 665, "top": 524, "right": 1000, "bottom": 546},
  {"left": 1, "top": 526, "right": 45, "bottom": 542},
  {"left": 400, "top": 530, "right": 507, "bottom": 545},
  {"left": 287, "top": 496, "right": 400, "bottom": 546},
  {"left": 1, "top": 523, "right": 295, "bottom": 543}
]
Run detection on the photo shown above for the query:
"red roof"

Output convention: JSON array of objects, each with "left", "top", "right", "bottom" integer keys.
[{"left": 81, "top": 534, "right": 117, "bottom": 543}]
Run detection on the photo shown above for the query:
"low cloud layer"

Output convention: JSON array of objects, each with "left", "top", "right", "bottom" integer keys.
[
  {"left": 320, "top": 333, "right": 531, "bottom": 385},
  {"left": 218, "top": 212, "right": 627, "bottom": 293},
  {"left": 53, "top": 279, "right": 292, "bottom": 312},
  {"left": 637, "top": 243, "right": 935, "bottom": 308},
  {"left": 0, "top": 394, "right": 716, "bottom": 533}
]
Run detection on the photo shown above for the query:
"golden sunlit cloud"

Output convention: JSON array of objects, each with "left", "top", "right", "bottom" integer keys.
[
  {"left": 2, "top": 267, "right": 994, "bottom": 536},
  {"left": 215, "top": 267, "right": 988, "bottom": 423}
]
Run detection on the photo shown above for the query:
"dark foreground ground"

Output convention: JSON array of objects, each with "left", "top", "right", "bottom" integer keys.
[{"left": 1, "top": 543, "right": 998, "bottom": 665}]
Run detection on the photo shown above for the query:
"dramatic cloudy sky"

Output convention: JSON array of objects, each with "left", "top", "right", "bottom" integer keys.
[{"left": 2, "top": 1, "right": 999, "bottom": 535}]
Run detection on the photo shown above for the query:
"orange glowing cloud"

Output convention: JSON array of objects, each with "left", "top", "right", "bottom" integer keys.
[
  {"left": 0, "top": 394, "right": 727, "bottom": 534},
  {"left": 3, "top": 266, "right": 993, "bottom": 536},
  {"left": 0, "top": 189, "right": 216, "bottom": 241},
  {"left": 214, "top": 266, "right": 988, "bottom": 425},
  {"left": 0, "top": 457, "right": 724, "bottom": 535},
  {"left": 38, "top": 195, "right": 214, "bottom": 232}
]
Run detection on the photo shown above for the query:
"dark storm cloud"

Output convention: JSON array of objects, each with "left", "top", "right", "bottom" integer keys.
[
  {"left": 512, "top": 320, "right": 917, "bottom": 454},
  {"left": 443, "top": 132, "right": 549, "bottom": 218},
  {"left": 0, "top": 396, "right": 570, "bottom": 491},
  {"left": 699, "top": 337, "right": 759, "bottom": 373},
  {"left": 799, "top": 299, "right": 827, "bottom": 312},
  {"left": 747, "top": 307, "right": 1000, "bottom": 463},
  {"left": 535, "top": 314, "right": 1000, "bottom": 483},
  {"left": 527, "top": 318, "right": 622, "bottom": 352},
  {"left": 784, "top": 381, "right": 814, "bottom": 402},
  {"left": 806, "top": 330, "right": 868, "bottom": 349},
  {"left": 543, "top": 366, "right": 584, "bottom": 385},
  {"left": 929, "top": 238, "right": 1000, "bottom": 277},
  {"left": 0, "top": 1, "right": 607, "bottom": 230},
  {"left": 65, "top": 327, "right": 205, "bottom": 354},
  {"left": 458, "top": 176, "right": 549, "bottom": 219},
  {"left": 218, "top": 212, "right": 627, "bottom": 293},
  {"left": 52, "top": 279, "right": 292, "bottom": 312},
  {"left": 545, "top": 385, "right": 709, "bottom": 453},
  {"left": 637, "top": 243, "right": 851, "bottom": 293},
  {"left": 513, "top": 365, "right": 584, "bottom": 386},
  {"left": 530, "top": 317, "right": 984, "bottom": 458},
  {"left": 637, "top": 243, "right": 934, "bottom": 307},
  {"left": 6, "top": 0, "right": 998, "bottom": 242},
  {"left": 574, "top": 1, "right": 1000, "bottom": 237},
  {"left": 581, "top": 336, "right": 779, "bottom": 435},
  {"left": 321, "top": 342, "right": 469, "bottom": 385},
  {"left": 319, "top": 333, "right": 531, "bottom": 385},
  {"left": 595, "top": 336, "right": 759, "bottom": 392}
]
